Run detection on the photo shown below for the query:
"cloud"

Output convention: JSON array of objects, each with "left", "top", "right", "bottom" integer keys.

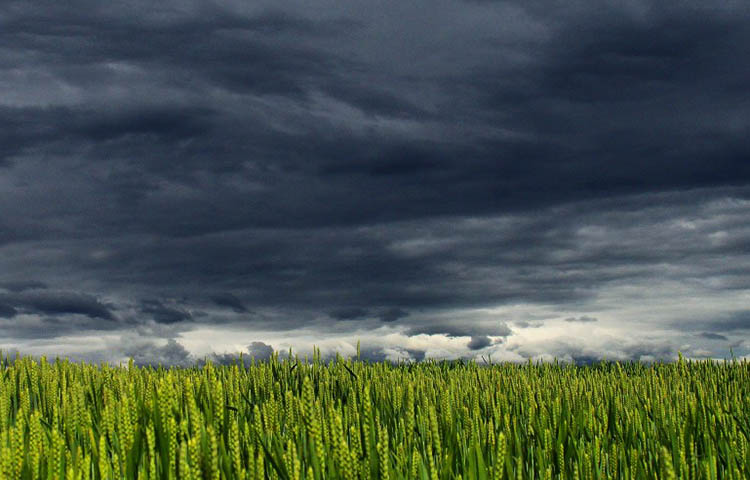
[
  {"left": 355, "top": 346, "right": 389, "bottom": 363},
  {"left": 405, "top": 348, "right": 427, "bottom": 362},
  {"left": 210, "top": 293, "right": 248, "bottom": 313},
  {"left": 406, "top": 321, "right": 512, "bottom": 339},
  {"left": 140, "top": 299, "right": 192, "bottom": 324},
  {"left": 0, "top": 291, "right": 115, "bottom": 320},
  {"left": 513, "top": 320, "right": 545, "bottom": 328},
  {"left": 506, "top": 335, "right": 678, "bottom": 365},
  {"left": 467, "top": 335, "right": 492, "bottom": 350},
  {"left": 353, "top": 345, "right": 426, "bottom": 363},
  {"left": 97, "top": 334, "right": 277, "bottom": 367},
  {"left": 698, "top": 332, "right": 728, "bottom": 341},
  {"left": 0, "top": 304, "right": 17, "bottom": 318},
  {"left": 564, "top": 316, "right": 598, "bottom": 323},
  {"left": 378, "top": 307, "right": 409, "bottom": 322},
  {"left": 0, "top": 281, "right": 47, "bottom": 292},
  {"left": 715, "top": 311, "right": 750, "bottom": 332},
  {"left": 246, "top": 341, "right": 274, "bottom": 361},
  {"left": 329, "top": 308, "right": 369, "bottom": 320},
  {"left": 682, "top": 310, "right": 750, "bottom": 333},
  {"left": 201, "top": 351, "right": 262, "bottom": 367},
  {"left": 0, "top": 0, "right": 748, "bottom": 360},
  {"left": 122, "top": 338, "right": 194, "bottom": 367}
]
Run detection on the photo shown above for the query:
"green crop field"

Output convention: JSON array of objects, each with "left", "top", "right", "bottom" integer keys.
[{"left": 0, "top": 349, "right": 748, "bottom": 480}]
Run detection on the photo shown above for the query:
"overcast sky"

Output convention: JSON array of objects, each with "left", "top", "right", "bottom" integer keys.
[{"left": 1, "top": 0, "right": 749, "bottom": 365}]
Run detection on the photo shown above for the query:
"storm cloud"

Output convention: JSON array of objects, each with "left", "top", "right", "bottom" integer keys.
[
  {"left": 0, "top": 291, "right": 115, "bottom": 320},
  {"left": 210, "top": 293, "right": 249, "bottom": 313},
  {"left": 123, "top": 338, "right": 195, "bottom": 368},
  {"left": 139, "top": 299, "right": 192, "bottom": 324},
  {"left": 467, "top": 336, "right": 493, "bottom": 351},
  {"left": 0, "top": 304, "right": 17, "bottom": 319},
  {"left": 1, "top": 0, "right": 749, "bottom": 363}
]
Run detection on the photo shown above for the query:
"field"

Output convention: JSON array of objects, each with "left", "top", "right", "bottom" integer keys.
[{"left": 0, "top": 350, "right": 748, "bottom": 479}]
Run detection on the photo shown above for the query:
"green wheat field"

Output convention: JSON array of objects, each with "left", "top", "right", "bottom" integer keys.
[{"left": 0, "top": 350, "right": 748, "bottom": 479}]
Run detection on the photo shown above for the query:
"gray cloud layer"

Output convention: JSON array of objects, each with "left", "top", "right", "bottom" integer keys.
[{"left": 1, "top": 0, "right": 749, "bottom": 363}]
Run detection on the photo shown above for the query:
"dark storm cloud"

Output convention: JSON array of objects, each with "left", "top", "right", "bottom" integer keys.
[
  {"left": 405, "top": 349, "right": 426, "bottom": 362},
  {"left": 0, "top": 291, "right": 115, "bottom": 320},
  {"left": 0, "top": 4, "right": 349, "bottom": 92},
  {"left": 0, "top": 0, "right": 749, "bottom": 358},
  {"left": 0, "top": 304, "right": 18, "bottom": 318},
  {"left": 319, "top": 83, "right": 427, "bottom": 119},
  {"left": 329, "top": 307, "right": 369, "bottom": 320},
  {"left": 210, "top": 293, "right": 249, "bottom": 313},
  {"left": 0, "top": 281, "right": 47, "bottom": 292},
  {"left": 139, "top": 300, "right": 192, "bottom": 324},
  {"left": 0, "top": 315, "right": 119, "bottom": 339},
  {"left": 467, "top": 336, "right": 492, "bottom": 350},
  {"left": 356, "top": 348, "right": 386, "bottom": 363},
  {"left": 698, "top": 332, "right": 728, "bottom": 341},
  {"left": 378, "top": 308, "right": 409, "bottom": 323},
  {"left": 2, "top": 2, "right": 746, "bottom": 230},
  {"left": 677, "top": 311, "right": 750, "bottom": 334},
  {"left": 123, "top": 338, "right": 194, "bottom": 367},
  {"left": 246, "top": 341, "right": 274, "bottom": 361},
  {"left": 65, "top": 106, "right": 215, "bottom": 143},
  {"left": 707, "top": 311, "right": 750, "bottom": 332}
]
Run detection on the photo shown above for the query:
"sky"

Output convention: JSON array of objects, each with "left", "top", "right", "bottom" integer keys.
[{"left": 1, "top": 0, "right": 749, "bottom": 365}]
